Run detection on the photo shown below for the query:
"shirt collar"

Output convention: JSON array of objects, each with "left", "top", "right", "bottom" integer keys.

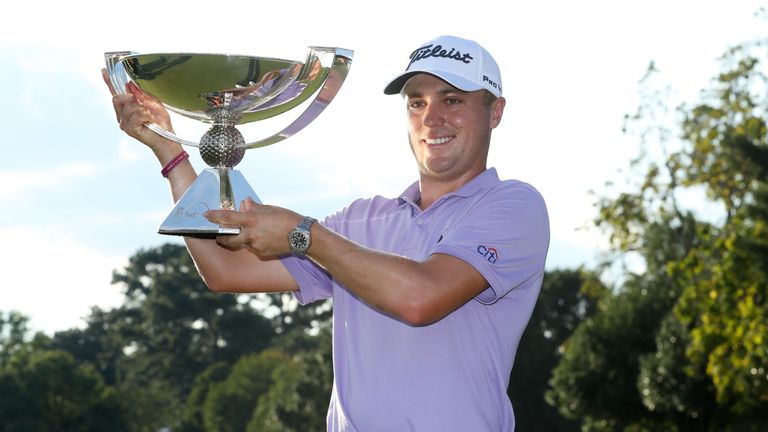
[{"left": 398, "top": 168, "right": 500, "bottom": 205}]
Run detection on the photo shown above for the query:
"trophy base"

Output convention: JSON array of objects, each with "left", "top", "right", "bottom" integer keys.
[{"left": 158, "top": 167, "right": 261, "bottom": 238}]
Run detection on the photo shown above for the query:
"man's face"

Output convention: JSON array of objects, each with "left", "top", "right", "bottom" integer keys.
[{"left": 403, "top": 74, "right": 504, "bottom": 185}]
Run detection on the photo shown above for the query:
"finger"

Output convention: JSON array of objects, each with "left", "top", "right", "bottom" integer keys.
[
  {"left": 204, "top": 209, "right": 251, "bottom": 226},
  {"left": 123, "top": 86, "right": 173, "bottom": 131},
  {"left": 126, "top": 81, "right": 149, "bottom": 104},
  {"left": 111, "top": 93, "right": 136, "bottom": 122},
  {"left": 240, "top": 197, "right": 260, "bottom": 212},
  {"left": 119, "top": 103, "right": 154, "bottom": 136},
  {"left": 215, "top": 233, "right": 244, "bottom": 251}
]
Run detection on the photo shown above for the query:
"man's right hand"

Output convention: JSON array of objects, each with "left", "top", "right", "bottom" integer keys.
[{"left": 101, "top": 68, "right": 178, "bottom": 155}]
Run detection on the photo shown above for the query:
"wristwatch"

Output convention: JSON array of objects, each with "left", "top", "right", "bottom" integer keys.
[{"left": 288, "top": 216, "right": 317, "bottom": 255}]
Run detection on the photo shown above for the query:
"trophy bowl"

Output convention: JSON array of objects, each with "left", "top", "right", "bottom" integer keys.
[{"left": 105, "top": 47, "right": 353, "bottom": 237}]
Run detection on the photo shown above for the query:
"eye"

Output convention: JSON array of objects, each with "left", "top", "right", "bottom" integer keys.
[
  {"left": 446, "top": 97, "right": 462, "bottom": 105},
  {"left": 408, "top": 100, "right": 425, "bottom": 110}
]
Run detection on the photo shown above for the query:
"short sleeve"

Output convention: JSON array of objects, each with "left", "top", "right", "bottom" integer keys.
[
  {"left": 280, "top": 254, "right": 332, "bottom": 305},
  {"left": 280, "top": 209, "right": 349, "bottom": 305},
  {"left": 431, "top": 182, "right": 550, "bottom": 304}
]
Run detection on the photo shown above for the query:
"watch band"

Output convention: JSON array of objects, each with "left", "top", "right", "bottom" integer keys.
[{"left": 297, "top": 216, "right": 317, "bottom": 232}]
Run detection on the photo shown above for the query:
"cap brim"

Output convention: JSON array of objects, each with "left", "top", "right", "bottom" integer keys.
[
  {"left": 383, "top": 71, "right": 419, "bottom": 95},
  {"left": 383, "top": 70, "right": 485, "bottom": 95}
]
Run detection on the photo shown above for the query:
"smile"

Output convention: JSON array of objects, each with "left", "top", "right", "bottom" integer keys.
[{"left": 425, "top": 136, "right": 453, "bottom": 145}]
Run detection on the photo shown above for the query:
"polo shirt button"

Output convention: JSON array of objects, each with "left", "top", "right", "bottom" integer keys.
[{"left": 416, "top": 219, "right": 423, "bottom": 225}]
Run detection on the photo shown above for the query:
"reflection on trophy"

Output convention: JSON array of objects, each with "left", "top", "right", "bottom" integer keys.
[{"left": 105, "top": 47, "right": 353, "bottom": 237}]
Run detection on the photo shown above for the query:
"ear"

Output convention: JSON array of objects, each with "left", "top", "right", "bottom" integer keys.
[{"left": 489, "top": 97, "right": 506, "bottom": 129}]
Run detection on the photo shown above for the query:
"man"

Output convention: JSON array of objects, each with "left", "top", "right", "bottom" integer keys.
[{"left": 104, "top": 35, "right": 549, "bottom": 432}]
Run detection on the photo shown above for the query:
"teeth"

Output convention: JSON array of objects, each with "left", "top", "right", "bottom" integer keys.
[{"left": 426, "top": 137, "right": 451, "bottom": 145}]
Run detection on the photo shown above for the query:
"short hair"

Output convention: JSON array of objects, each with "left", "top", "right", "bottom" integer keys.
[{"left": 482, "top": 90, "right": 497, "bottom": 108}]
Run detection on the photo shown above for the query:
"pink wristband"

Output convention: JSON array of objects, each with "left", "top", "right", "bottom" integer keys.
[{"left": 161, "top": 150, "right": 189, "bottom": 178}]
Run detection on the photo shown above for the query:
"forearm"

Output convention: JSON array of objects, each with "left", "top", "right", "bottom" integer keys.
[
  {"left": 307, "top": 224, "right": 486, "bottom": 325},
  {"left": 185, "top": 237, "right": 297, "bottom": 293},
  {"left": 202, "top": 204, "right": 484, "bottom": 310}
]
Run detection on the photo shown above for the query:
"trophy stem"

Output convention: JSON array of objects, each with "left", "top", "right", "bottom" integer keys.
[
  {"left": 158, "top": 168, "right": 261, "bottom": 238},
  {"left": 219, "top": 168, "right": 235, "bottom": 210}
]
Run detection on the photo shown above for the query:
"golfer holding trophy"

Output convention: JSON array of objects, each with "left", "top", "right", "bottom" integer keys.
[{"left": 104, "top": 35, "right": 549, "bottom": 431}]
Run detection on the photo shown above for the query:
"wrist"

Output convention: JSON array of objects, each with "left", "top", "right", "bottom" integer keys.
[
  {"left": 288, "top": 216, "right": 317, "bottom": 255},
  {"left": 161, "top": 150, "right": 190, "bottom": 178},
  {"left": 153, "top": 141, "right": 185, "bottom": 166}
]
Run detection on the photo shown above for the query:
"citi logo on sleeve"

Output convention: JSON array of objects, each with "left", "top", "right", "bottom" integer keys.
[
  {"left": 408, "top": 44, "right": 474, "bottom": 69},
  {"left": 477, "top": 245, "right": 499, "bottom": 263}
]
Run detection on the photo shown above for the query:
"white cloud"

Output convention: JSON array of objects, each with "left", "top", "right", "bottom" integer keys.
[
  {"left": 118, "top": 137, "right": 145, "bottom": 162},
  {"left": 88, "top": 210, "right": 168, "bottom": 225},
  {"left": 0, "top": 228, "right": 125, "bottom": 335},
  {"left": 0, "top": 162, "right": 101, "bottom": 198}
]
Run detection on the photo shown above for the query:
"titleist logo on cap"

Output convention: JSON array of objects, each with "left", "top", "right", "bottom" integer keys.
[{"left": 407, "top": 44, "right": 474, "bottom": 69}]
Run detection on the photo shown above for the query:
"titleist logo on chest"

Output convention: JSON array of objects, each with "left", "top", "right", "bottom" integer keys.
[{"left": 408, "top": 44, "right": 474, "bottom": 69}]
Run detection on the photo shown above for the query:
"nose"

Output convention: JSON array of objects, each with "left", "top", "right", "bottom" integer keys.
[{"left": 422, "top": 102, "right": 445, "bottom": 127}]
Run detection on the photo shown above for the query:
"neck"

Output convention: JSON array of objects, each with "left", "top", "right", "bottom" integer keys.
[{"left": 417, "top": 168, "right": 485, "bottom": 210}]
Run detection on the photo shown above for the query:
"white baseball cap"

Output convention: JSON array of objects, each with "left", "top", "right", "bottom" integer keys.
[{"left": 383, "top": 35, "right": 502, "bottom": 98}]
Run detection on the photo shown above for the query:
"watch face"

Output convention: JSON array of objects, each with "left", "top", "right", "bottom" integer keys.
[{"left": 290, "top": 230, "right": 310, "bottom": 252}]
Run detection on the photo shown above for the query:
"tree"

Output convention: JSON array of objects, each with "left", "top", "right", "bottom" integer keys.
[
  {"left": 178, "top": 362, "right": 232, "bottom": 432},
  {"left": 49, "top": 307, "right": 131, "bottom": 386},
  {"left": 108, "top": 244, "right": 276, "bottom": 388},
  {"left": 548, "top": 34, "right": 768, "bottom": 430},
  {"left": 546, "top": 271, "right": 682, "bottom": 430},
  {"left": 636, "top": 313, "right": 717, "bottom": 429},
  {"left": 0, "top": 349, "right": 125, "bottom": 432},
  {"left": 5, "top": 244, "right": 336, "bottom": 431},
  {"left": 201, "top": 350, "right": 290, "bottom": 432},
  {"left": 672, "top": 40, "right": 768, "bottom": 420},
  {"left": 49, "top": 244, "right": 278, "bottom": 430},
  {"left": 509, "top": 269, "right": 604, "bottom": 431},
  {"left": 248, "top": 326, "right": 334, "bottom": 432},
  {"left": 0, "top": 311, "right": 43, "bottom": 365}
]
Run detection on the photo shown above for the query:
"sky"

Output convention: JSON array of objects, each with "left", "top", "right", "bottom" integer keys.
[{"left": 0, "top": 0, "right": 765, "bottom": 335}]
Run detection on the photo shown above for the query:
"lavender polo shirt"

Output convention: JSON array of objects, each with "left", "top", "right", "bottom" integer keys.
[{"left": 280, "top": 168, "right": 550, "bottom": 432}]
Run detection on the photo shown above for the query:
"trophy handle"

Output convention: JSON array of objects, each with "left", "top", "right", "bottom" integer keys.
[
  {"left": 104, "top": 48, "right": 354, "bottom": 149},
  {"left": 241, "top": 47, "right": 354, "bottom": 149}
]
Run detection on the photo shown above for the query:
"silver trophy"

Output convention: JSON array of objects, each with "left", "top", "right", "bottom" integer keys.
[{"left": 105, "top": 47, "right": 353, "bottom": 237}]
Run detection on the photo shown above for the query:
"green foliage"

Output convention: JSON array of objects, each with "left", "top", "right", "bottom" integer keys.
[
  {"left": 547, "top": 274, "right": 679, "bottom": 429},
  {"left": 179, "top": 362, "right": 231, "bottom": 432},
  {"left": 109, "top": 243, "right": 276, "bottom": 380},
  {"left": 674, "top": 210, "right": 768, "bottom": 417},
  {"left": 202, "top": 350, "right": 289, "bottom": 432},
  {"left": 49, "top": 307, "right": 131, "bottom": 386},
  {"left": 0, "top": 238, "right": 340, "bottom": 432},
  {"left": 115, "top": 376, "right": 185, "bottom": 432},
  {"left": 0, "top": 311, "right": 30, "bottom": 365},
  {"left": 636, "top": 313, "right": 717, "bottom": 427},
  {"left": 0, "top": 349, "right": 124, "bottom": 432},
  {"left": 670, "top": 40, "right": 768, "bottom": 420},
  {"left": 550, "top": 36, "right": 768, "bottom": 430},
  {"left": 509, "top": 268, "right": 604, "bottom": 431},
  {"left": 248, "top": 327, "right": 333, "bottom": 432}
]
